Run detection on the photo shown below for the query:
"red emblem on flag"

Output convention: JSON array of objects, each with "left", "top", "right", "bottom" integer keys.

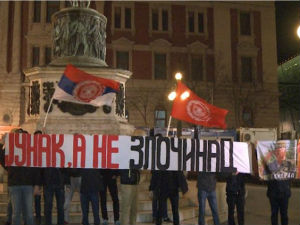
[
  {"left": 73, "top": 80, "right": 105, "bottom": 102},
  {"left": 186, "top": 100, "right": 211, "bottom": 122}
]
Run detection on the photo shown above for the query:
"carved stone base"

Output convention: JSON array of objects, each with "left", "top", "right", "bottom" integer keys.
[
  {"left": 23, "top": 65, "right": 133, "bottom": 136},
  {"left": 50, "top": 56, "right": 107, "bottom": 67}
]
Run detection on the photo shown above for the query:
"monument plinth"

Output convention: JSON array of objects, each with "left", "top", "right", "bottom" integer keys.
[{"left": 22, "top": 4, "right": 134, "bottom": 135}]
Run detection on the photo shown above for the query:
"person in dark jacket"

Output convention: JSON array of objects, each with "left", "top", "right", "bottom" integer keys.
[
  {"left": 79, "top": 169, "right": 103, "bottom": 225},
  {"left": 149, "top": 171, "right": 188, "bottom": 225},
  {"left": 226, "top": 173, "right": 246, "bottom": 225},
  {"left": 99, "top": 169, "right": 120, "bottom": 225},
  {"left": 151, "top": 170, "right": 171, "bottom": 223},
  {"left": 42, "top": 167, "right": 70, "bottom": 225},
  {"left": 33, "top": 130, "right": 43, "bottom": 225},
  {"left": 197, "top": 173, "right": 220, "bottom": 225},
  {"left": 267, "top": 179, "right": 291, "bottom": 225},
  {"left": 0, "top": 129, "right": 41, "bottom": 225},
  {"left": 120, "top": 169, "right": 140, "bottom": 225}
]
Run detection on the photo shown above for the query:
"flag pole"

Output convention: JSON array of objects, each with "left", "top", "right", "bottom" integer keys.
[
  {"left": 166, "top": 116, "right": 172, "bottom": 137},
  {"left": 43, "top": 96, "right": 54, "bottom": 129}
]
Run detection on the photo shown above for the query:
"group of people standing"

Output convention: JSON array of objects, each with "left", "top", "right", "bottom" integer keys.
[{"left": 0, "top": 128, "right": 293, "bottom": 225}]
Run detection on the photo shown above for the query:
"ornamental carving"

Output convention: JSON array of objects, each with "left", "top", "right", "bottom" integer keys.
[
  {"left": 52, "top": 9, "right": 107, "bottom": 61},
  {"left": 43, "top": 82, "right": 55, "bottom": 113},
  {"left": 116, "top": 84, "right": 125, "bottom": 117},
  {"left": 55, "top": 101, "right": 97, "bottom": 116},
  {"left": 30, "top": 81, "right": 40, "bottom": 115}
]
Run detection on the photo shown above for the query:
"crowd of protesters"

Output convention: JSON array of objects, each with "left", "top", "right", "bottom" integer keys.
[{"left": 0, "top": 128, "right": 292, "bottom": 225}]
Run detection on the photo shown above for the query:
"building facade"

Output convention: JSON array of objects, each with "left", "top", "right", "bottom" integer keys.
[{"left": 0, "top": 1, "right": 279, "bottom": 132}]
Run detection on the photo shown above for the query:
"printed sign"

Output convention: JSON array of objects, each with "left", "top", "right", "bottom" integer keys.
[
  {"left": 4, "top": 133, "right": 250, "bottom": 173},
  {"left": 256, "top": 140, "right": 297, "bottom": 180}
]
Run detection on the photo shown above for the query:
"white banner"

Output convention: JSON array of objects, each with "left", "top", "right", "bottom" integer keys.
[{"left": 4, "top": 133, "right": 250, "bottom": 173}]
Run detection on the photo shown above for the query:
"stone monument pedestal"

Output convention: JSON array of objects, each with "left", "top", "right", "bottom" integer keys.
[{"left": 22, "top": 66, "right": 134, "bottom": 135}]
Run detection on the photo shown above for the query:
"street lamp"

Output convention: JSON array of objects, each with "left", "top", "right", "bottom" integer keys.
[
  {"left": 297, "top": 25, "right": 300, "bottom": 39},
  {"left": 175, "top": 72, "right": 182, "bottom": 81},
  {"left": 167, "top": 72, "right": 185, "bottom": 137},
  {"left": 168, "top": 91, "right": 177, "bottom": 101}
]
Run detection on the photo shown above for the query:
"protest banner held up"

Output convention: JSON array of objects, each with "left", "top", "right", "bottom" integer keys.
[
  {"left": 4, "top": 133, "right": 251, "bottom": 173},
  {"left": 256, "top": 140, "right": 297, "bottom": 180}
]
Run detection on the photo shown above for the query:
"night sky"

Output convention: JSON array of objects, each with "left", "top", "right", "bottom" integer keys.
[{"left": 275, "top": 1, "right": 300, "bottom": 64}]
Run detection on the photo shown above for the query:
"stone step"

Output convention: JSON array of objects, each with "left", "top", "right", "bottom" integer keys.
[
  {"left": 0, "top": 187, "right": 186, "bottom": 202},
  {"left": 0, "top": 206, "right": 197, "bottom": 223},
  {"left": 0, "top": 195, "right": 192, "bottom": 213}
]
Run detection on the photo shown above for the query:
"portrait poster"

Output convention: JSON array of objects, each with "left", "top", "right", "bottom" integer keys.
[
  {"left": 256, "top": 140, "right": 297, "bottom": 180},
  {"left": 296, "top": 139, "right": 300, "bottom": 178}
]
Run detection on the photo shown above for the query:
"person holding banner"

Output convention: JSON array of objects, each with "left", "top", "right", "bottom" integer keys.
[
  {"left": 120, "top": 168, "right": 140, "bottom": 225},
  {"left": 197, "top": 173, "right": 220, "bottom": 225},
  {"left": 226, "top": 172, "right": 246, "bottom": 225},
  {"left": 64, "top": 168, "right": 81, "bottom": 224},
  {"left": 0, "top": 129, "right": 41, "bottom": 225},
  {"left": 78, "top": 168, "right": 103, "bottom": 225},
  {"left": 149, "top": 170, "right": 188, "bottom": 225},
  {"left": 42, "top": 166, "right": 70, "bottom": 225},
  {"left": 99, "top": 169, "right": 120, "bottom": 225},
  {"left": 267, "top": 179, "right": 291, "bottom": 225},
  {"left": 33, "top": 130, "right": 43, "bottom": 225}
]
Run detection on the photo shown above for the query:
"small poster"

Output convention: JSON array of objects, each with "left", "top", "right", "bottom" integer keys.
[{"left": 256, "top": 140, "right": 297, "bottom": 180}]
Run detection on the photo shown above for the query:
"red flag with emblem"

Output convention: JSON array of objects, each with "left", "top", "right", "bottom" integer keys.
[{"left": 171, "top": 81, "right": 228, "bottom": 129}]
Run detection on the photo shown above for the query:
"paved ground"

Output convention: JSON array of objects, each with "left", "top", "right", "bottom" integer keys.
[{"left": 65, "top": 212, "right": 300, "bottom": 225}]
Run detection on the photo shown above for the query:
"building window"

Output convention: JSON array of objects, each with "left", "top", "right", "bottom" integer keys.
[
  {"left": 116, "top": 51, "right": 129, "bottom": 70},
  {"left": 33, "top": 0, "right": 41, "bottom": 23},
  {"left": 155, "top": 109, "right": 166, "bottom": 128},
  {"left": 240, "top": 12, "right": 251, "bottom": 36},
  {"left": 191, "top": 54, "right": 204, "bottom": 81},
  {"left": 32, "top": 47, "right": 40, "bottom": 67},
  {"left": 162, "top": 10, "right": 168, "bottom": 31},
  {"left": 125, "top": 7, "right": 131, "bottom": 29},
  {"left": 114, "top": 7, "right": 121, "bottom": 28},
  {"left": 45, "top": 47, "right": 52, "bottom": 65},
  {"left": 154, "top": 53, "right": 167, "bottom": 80},
  {"left": 151, "top": 7, "right": 170, "bottom": 32},
  {"left": 241, "top": 57, "right": 253, "bottom": 82},
  {"left": 46, "top": 1, "right": 60, "bottom": 23},
  {"left": 113, "top": 5, "right": 133, "bottom": 30},
  {"left": 187, "top": 10, "right": 205, "bottom": 34}
]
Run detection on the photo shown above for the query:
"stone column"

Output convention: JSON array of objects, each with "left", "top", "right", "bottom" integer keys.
[
  {"left": 0, "top": 2, "right": 9, "bottom": 73},
  {"left": 11, "top": 1, "right": 21, "bottom": 73},
  {"left": 41, "top": 1, "right": 47, "bottom": 24}
]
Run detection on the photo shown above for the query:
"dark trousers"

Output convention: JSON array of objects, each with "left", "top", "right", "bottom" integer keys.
[
  {"left": 99, "top": 178, "right": 119, "bottom": 221},
  {"left": 81, "top": 192, "right": 100, "bottom": 225},
  {"left": 44, "top": 186, "right": 65, "bottom": 225},
  {"left": 269, "top": 196, "right": 289, "bottom": 225},
  {"left": 156, "top": 190, "right": 179, "bottom": 225},
  {"left": 35, "top": 195, "right": 41, "bottom": 219},
  {"left": 152, "top": 190, "right": 168, "bottom": 219},
  {"left": 226, "top": 194, "right": 245, "bottom": 225}
]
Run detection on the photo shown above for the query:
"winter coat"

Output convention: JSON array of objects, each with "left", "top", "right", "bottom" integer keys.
[
  {"left": 149, "top": 171, "right": 188, "bottom": 194},
  {"left": 0, "top": 144, "right": 41, "bottom": 186}
]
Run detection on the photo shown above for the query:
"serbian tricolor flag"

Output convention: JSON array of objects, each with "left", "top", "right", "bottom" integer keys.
[
  {"left": 53, "top": 64, "right": 120, "bottom": 107},
  {"left": 171, "top": 81, "right": 228, "bottom": 129}
]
